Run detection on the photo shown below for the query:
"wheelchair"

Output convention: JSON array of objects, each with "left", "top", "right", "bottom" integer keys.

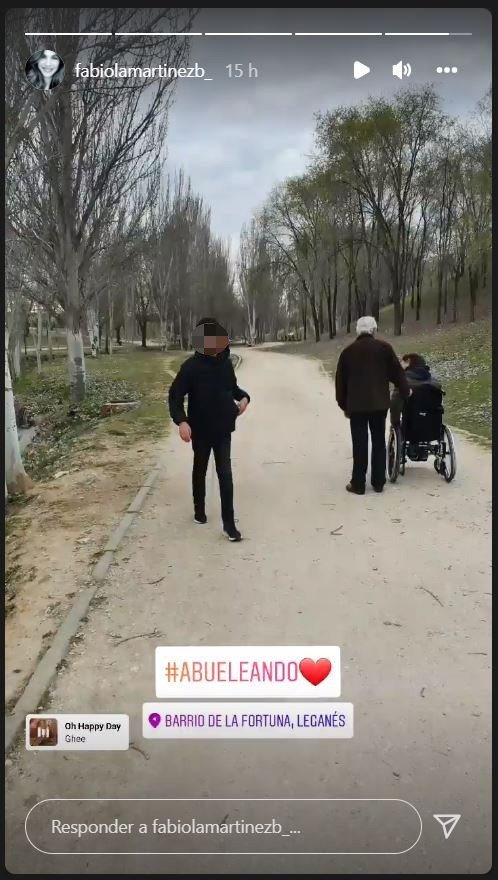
[{"left": 387, "top": 385, "right": 457, "bottom": 483}]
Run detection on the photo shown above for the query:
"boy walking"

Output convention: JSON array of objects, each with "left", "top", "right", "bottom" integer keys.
[{"left": 168, "top": 318, "right": 250, "bottom": 541}]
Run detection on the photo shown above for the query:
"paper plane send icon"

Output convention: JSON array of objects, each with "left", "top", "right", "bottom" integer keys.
[
  {"left": 433, "top": 814, "right": 461, "bottom": 839},
  {"left": 354, "top": 61, "right": 370, "bottom": 79}
]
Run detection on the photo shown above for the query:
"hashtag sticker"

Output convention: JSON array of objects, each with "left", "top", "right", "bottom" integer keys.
[{"left": 155, "top": 646, "right": 341, "bottom": 699}]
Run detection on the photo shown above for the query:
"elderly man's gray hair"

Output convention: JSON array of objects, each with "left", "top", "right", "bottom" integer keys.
[{"left": 356, "top": 316, "right": 378, "bottom": 336}]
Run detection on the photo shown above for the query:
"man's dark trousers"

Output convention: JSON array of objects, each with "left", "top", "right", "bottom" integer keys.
[
  {"left": 192, "top": 434, "right": 234, "bottom": 525},
  {"left": 349, "top": 410, "right": 387, "bottom": 491}
]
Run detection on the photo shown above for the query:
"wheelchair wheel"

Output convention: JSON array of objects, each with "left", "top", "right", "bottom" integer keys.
[
  {"left": 440, "top": 425, "right": 457, "bottom": 482},
  {"left": 387, "top": 425, "right": 401, "bottom": 482}
]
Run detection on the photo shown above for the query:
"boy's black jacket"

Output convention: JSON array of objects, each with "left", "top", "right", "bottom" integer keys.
[{"left": 168, "top": 347, "right": 250, "bottom": 439}]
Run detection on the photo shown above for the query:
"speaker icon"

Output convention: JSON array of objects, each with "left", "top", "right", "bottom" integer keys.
[{"left": 392, "top": 60, "right": 412, "bottom": 79}]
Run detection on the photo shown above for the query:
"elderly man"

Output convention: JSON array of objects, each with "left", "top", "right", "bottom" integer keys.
[{"left": 335, "top": 316, "right": 410, "bottom": 494}]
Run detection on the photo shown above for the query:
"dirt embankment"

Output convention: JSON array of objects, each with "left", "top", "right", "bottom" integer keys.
[{"left": 5, "top": 430, "right": 163, "bottom": 708}]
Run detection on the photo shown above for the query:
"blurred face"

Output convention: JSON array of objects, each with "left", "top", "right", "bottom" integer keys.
[
  {"left": 401, "top": 358, "right": 410, "bottom": 370},
  {"left": 193, "top": 325, "right": 229, "bottom": 356},
  {"left": 37, "top": 50, "right": 60, "bottom": 78}
]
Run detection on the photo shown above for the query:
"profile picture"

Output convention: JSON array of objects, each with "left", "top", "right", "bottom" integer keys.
[
  {"left": 25, "top": 49, "right": 65, "bottom": 91},
  {"left": 29, "top": 717, "right": 58, "bottom": 747}
]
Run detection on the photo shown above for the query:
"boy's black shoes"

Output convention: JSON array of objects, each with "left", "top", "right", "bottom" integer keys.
[
  {"left": 223, "top": 522, "right": 242, "bottom": 542},
  {"left": 194, "top": 511, "right": 207, "bottom": 524},
  {"left": 346, "top": 482, "right": 365, "bottom": 495}
]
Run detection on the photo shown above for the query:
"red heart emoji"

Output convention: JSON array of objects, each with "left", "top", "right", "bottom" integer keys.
[{"left": 299, "top": 657, "right": 332, "bottom": 686}]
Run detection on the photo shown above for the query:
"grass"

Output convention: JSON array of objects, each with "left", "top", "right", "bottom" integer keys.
[
  {"left": 14, "top": 346, "right": 186, "bottom": 481},
  {"left": 86, "top": 347, "right": 185, "bottom": 445},
  {"left": 413, "top": 322, "right": 491, "bottom": 442}
]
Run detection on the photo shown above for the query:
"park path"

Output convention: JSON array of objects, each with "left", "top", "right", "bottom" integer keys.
[{"left": 6, "top": 347, "right": 491, "bottom": 874}]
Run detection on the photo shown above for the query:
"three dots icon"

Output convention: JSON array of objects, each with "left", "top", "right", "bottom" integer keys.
[{"left": 436, "top": 66, "right": 458, "bottom": 74}]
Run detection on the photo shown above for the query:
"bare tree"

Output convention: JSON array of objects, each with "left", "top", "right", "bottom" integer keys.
[{"left": 6, "top": 7, "right": 195, "bottom": 398}]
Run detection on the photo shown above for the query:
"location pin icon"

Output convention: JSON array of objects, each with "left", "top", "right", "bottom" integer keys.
[{"left": 148, "top": 712, "right": 161, "bottom": 729}]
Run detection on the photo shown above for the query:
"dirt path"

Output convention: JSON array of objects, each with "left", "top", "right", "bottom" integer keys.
[{"left": 5, "top": 348, "right": 491, "bottom": 874}]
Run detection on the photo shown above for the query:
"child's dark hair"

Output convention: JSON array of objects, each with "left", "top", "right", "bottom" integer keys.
[
  {"left": 401, "top": 353, "right": 428, "bottom": 369},
  {"left": 196, "top": 317, "right": 227, "bottom": 335}
]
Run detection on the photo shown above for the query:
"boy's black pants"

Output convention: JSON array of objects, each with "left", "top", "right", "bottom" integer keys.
[
  {"left": 349, "top": 410, "right": 387, "bottom": 490},
  {"left": 192, "top": 433, "right": 234, "bottom": 525}
]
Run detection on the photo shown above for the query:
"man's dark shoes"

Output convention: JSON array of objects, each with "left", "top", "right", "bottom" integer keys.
[
  {"left": 372, "top": 485, "right": 384, "bottom": 493},
  {"left": 346, "top": 482, "right": 365, "bottom": 495},
  {"left": 223, "top": 522, "right": 242, "bottom": 542},
  {"left": 194, "top": 510, "right": 207, "bottom": 524}
]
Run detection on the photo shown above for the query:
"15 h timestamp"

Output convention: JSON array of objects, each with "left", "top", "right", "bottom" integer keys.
[{"left": 226, "top": 63, "right": 259, "bottom": 78}]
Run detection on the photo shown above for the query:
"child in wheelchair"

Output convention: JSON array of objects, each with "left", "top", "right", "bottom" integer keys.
[
  {"left": 388, "top": 353, "right": 456, "bottom": 482},
  {"left": 390, "top": 353, "right": 442, "bottom": 428}
]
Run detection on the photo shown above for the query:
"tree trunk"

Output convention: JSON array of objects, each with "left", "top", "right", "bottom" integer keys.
[
  {"left": 5, "top": 329, "right": 33, "bottom": 494},
  {"left": 353, "top": 277, "right": 363, "bottom": 322},
  {"left": 332, "top": 260, "right": 338, "bottom": 337},
  {"left": 372, "top": 240, "right": 381, "bottom": 322},
  {"left": 87, "top": 307, "right": 99, "bottom": 357},
  {"left": 436, "top": 265, "right": 443, "bottom": 325},
  {"left": 318, "top": 293, "right": 324, "bottom": 335},
  {"left": 47, "top": 317, "right": 53, "bottom": 360},
  {"left": 12, "top": 338, "right": 21, "bottom": 379},
  {"left": 326, "top": 280, "right": 333, "bottom": 339},
  {"left": 371, "top": 287, "right": 380, "bottom": 321},
  {"left": 481, "top": 253, "right": 487, "bottom": 288},
  {"left": 245, "top": 301, "right": 256, "bottom": 345},
  {"left": 416, "top": 278, "right": 422, "bottom": 321},
  {"left": 310, "top": 297, "right": 320, "bottom": 343},
  {"left": 116, "top": 325, "right": 122, "bottom": 346},
  {"left": 66, "top": 327, "right": 86, "bottom": 403},
  {"left": 141, "top": 320, "right": 147, "bottom": 348},
  {"left": 159, "top": 317, "right": 167, "bottom": 351},
  {"left": 35, "top": 310, "right": 42, "bottom": 374},
  {"left": 346, "top": 271, "right": 352, "bottom": 334},
  {"left": 108, "top": 294, "right": 113, "bottom": 356},
  {"left": 452, "top": 272, "right": 459, "bottom": 323},
  {"left": 391, "top": 272, "right": 402, "bottom": 335},
  {"left": 414, "top": 256, "right": 424, "bottom": 322},
  {"left": 468, "top": 265, "right": 477, "bottom": 322}
]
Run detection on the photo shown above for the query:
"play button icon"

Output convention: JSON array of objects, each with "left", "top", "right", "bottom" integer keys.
[{"left": 354, "top": 60, "right": 371, "bottom": 79}]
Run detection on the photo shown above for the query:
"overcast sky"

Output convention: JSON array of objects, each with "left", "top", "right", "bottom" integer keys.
[{"left": 165, "top": 8, "right": 492, "bottom": 255}]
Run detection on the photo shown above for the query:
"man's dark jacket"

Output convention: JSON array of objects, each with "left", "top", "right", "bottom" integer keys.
[
  {"left": 335, "top": 333, "right": 410, "bottom": 414},
  {"left": 168, "top": 347, "right": 250, "bottom": 439},
  {"left": 390, "top": 364, "right": 442, "bottom": 424}
]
